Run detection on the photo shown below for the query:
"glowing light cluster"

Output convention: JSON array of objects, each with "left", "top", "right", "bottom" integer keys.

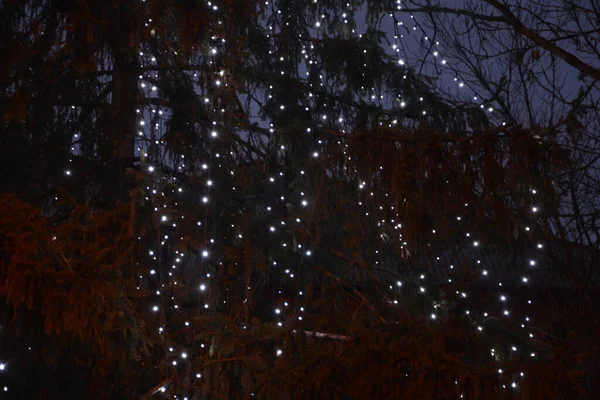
[{"left": 30, "top": 0, "right": 554, "bottom": 397}]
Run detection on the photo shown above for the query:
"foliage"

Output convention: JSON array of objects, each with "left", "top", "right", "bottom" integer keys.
[
  {"left": 0, "top": 194, "right": 145, "bottom": 397},
  {"left": 0, "top": 0, "right": 597, "bottom": 399}
]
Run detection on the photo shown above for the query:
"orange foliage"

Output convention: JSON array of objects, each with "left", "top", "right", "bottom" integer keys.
[{"left": 0, "top": 194, "right": 143, "bottom": 365}]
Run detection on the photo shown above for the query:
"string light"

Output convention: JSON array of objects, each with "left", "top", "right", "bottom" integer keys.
[{"left": 15, "top": 0, "right": 553, "bottom": 397}]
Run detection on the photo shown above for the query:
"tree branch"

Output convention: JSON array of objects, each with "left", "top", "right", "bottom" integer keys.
[
  {"left": 303, "top": 330, "right": 352, "bottom": 341},
  {"left": 139, "top": 378, "right": 171, "bottom": 399},
  {"left": 483, "top": 0, "right": 600, "bottom": 81},
  {"left": 400, "top": 6, "right": 506, "bottom": 23},
  {"left": 403, "top": 1, "right": 600, "bottom": 80}
]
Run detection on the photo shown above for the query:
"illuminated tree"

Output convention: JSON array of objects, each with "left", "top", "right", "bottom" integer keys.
[{"left": 0, "top": 0, "right": 594, "bottom": 399}]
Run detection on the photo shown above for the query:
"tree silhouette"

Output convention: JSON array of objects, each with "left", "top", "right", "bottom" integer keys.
[{"left": 0, "top": 0, "right": 596, "bottom": 399}]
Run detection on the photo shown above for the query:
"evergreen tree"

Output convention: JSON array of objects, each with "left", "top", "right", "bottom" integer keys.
[{"left": 0, "top": 0, "right": 591, "bottom": 399}]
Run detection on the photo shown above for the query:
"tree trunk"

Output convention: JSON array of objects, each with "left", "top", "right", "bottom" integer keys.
[{"left": 108, "top": 2, "right": 140, "bottom": 203}]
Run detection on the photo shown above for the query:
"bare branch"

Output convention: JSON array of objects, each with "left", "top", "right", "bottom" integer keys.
[
  {"left": 483, "top": 0, "right": 600, "bottom": 81},
  {"left": 400, "top": 6, "right": 506, "bottom": 23}
]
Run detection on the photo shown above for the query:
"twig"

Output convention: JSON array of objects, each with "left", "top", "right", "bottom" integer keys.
[
  {"left": 303, "top": 330, "right": 352, "bottom": 341},
  {"left": 316, "top": 263, "right": 375, "bottom": 312},
  {"left": 140, "top": 378, "right": 171, "bottom": 399}
]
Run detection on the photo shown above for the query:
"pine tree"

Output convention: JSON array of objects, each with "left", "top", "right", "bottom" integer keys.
[{"left": 0, "top": 0, "right": 590, "bottom": 399}]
